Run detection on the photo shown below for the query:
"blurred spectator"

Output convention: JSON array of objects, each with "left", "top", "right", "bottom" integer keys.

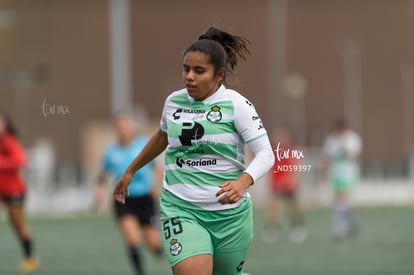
[
  {"left": 262, "top": 128, "right": 307, "bottom": 243},
  {"left": 322, "top": 117, "right": 362, "bottom": 241},
  {"left": 0, "top": 111, "right": 39, "bottom": 273},
  {"left": 96, "top": 111, "right": 163, "bottom": 275}
]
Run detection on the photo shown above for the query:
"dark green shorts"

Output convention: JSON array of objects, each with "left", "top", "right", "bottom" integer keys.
[{"left": 160, "top": 190, "right": 253, "bottom": 275}]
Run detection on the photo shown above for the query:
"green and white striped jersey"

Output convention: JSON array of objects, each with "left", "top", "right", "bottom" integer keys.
[{"left": 160, "top": 85, "right": 267, "bottom": 210}]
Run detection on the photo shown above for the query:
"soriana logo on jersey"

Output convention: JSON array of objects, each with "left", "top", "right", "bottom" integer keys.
[{"left": 176, "top": 157, "right": 217, "bottom": 168}]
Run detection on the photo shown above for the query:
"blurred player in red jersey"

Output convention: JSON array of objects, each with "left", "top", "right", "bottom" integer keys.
[
  {"left": 0, "top": 111, "right": 39, "bottom": 273},
  {"left": 262, "top": 128, "right": 307, "bottom": 243}
]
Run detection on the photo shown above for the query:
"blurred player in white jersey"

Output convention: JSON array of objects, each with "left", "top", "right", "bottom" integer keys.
[{"left": 323, "top": 117, "right": 362, "bottom": 241}]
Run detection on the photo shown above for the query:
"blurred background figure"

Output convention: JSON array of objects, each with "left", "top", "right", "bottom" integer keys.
[
  {"left": 323, "top": 117, "right": 362, "bottom": 241},
  {"left": 0, "top": 111, "right": 39, "bottom": 273},
  {"left": 96, "top": 111, "right": 163, "bottom": 275},
  {"left": 262, "top": 128, "right": 307, "bottom": 243}
]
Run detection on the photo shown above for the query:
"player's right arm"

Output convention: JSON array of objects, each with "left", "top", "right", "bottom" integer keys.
[{"left": 113, "top": 128, "right": 168, "bottom": 204}]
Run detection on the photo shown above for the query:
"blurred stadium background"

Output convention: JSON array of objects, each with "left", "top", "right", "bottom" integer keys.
[{"left": 1, "top": 0, "right": 413, "bottom": 274}]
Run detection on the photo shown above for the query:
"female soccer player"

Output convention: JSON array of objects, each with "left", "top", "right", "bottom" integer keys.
[
  {"left": 323, "top": 117, "right": 362, "bottom": 241},
  {"left": 97, "top": 112, "right": 163, "bottom": 275},
  {"left": 0, "top": 111, "right": 39, "bottom": 273},
  {"left": 262, "top": 128, "right": 307, "bottom": 243},
  {"left": 113, "top": 27, "right": 274, "bottom": 275}
]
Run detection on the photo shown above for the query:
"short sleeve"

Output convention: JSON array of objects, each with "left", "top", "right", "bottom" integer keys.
[
  {"left": 345, "top": 132, "right": 362, "bottom": 156},
  {"left": 234, "top": 97, "right": 267, "bottom": 143}
]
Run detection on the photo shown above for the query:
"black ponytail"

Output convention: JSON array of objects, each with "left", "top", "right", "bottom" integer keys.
[
  {"left": 184, "top": 27, "right": 251, "bottom": 85},
  {"left": 0, "top": 111, "right": 18, "bottom": 136}
]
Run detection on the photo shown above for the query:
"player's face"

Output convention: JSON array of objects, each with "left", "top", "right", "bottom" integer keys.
[
  {"left": 182, "top": 51, "right": 224, "bottom": 101},
  {"left": 114, "top": 115, "right": 134, "bottom": 140}
]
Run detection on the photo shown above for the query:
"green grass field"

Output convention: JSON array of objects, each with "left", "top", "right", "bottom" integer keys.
[{"left": 1, "top": 206, "right": 413, "bottom": 275}]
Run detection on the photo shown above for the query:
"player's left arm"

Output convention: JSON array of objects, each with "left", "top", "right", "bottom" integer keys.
[{"left": 216, "top": 97, "right": 274, "bottom": 204}]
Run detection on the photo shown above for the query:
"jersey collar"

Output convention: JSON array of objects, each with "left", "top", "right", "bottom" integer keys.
[{"left": 187, "top": 84, "right": 226, "bottom": 104}]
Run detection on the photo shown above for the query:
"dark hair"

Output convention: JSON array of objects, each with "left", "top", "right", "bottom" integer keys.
[
  {"left": 0, "top": 111, "right": 17, "bottom": 136},
  {"left": 333, "top": 117, "right": 347, "bottom": 130},
  {"left": 183, "top": 27, "right": 250, "bottom": 85}
]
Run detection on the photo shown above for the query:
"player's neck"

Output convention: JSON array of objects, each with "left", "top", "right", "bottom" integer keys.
[{"left": 118, "top": 135, "right": 134, "bottom": 146}]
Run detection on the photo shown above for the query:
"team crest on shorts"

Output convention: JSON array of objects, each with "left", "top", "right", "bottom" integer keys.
[
  {"left": 206, "top": 105, "right": 222, "bottom": 122},
  {"left": 170, "top": 239, "right": 182, "bottom": 256}
]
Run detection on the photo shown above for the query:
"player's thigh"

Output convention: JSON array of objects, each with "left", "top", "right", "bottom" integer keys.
[
  {"left": 213, "top": 248, "right": 249, "bottom": 275},
  {"left": 114, "top": 198, "right": 142, "bottom": 235},
  {"left": 118, "top": 215, "right": 140, "bottom": 244},
  {"left": 209, "top": 199, "right": 253, "bottom": 250},
  {"left": 7, "top": 203, "right": 31, "bottom": 239},
  {"left": 173, "top": 254, "right": 213, "bottom": 275},
  {"left": 6, "top": 195, "right": 25, "bottom": 223},
  {"left": 137, "top": 198, "right": 162, "bottom": 249},
  {"left": 142, "top": 225, "right": 161, "bottom": 249},
  {"left": 8, "top": 203, "right": 25, "bottom": 226},
  {"left": 161, "top": 214, "right": 213, "bottom": 269},
  {"left": 211, "top": 215, "right": 252, "bottom": 274}
]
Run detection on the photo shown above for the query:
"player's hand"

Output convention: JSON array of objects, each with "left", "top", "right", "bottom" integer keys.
[
  {"left": 113, "top": 171, "right": 132, "bottom": 204},
  {"left": 216, "top": 173, "right": 253, "bottom": 204}
]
